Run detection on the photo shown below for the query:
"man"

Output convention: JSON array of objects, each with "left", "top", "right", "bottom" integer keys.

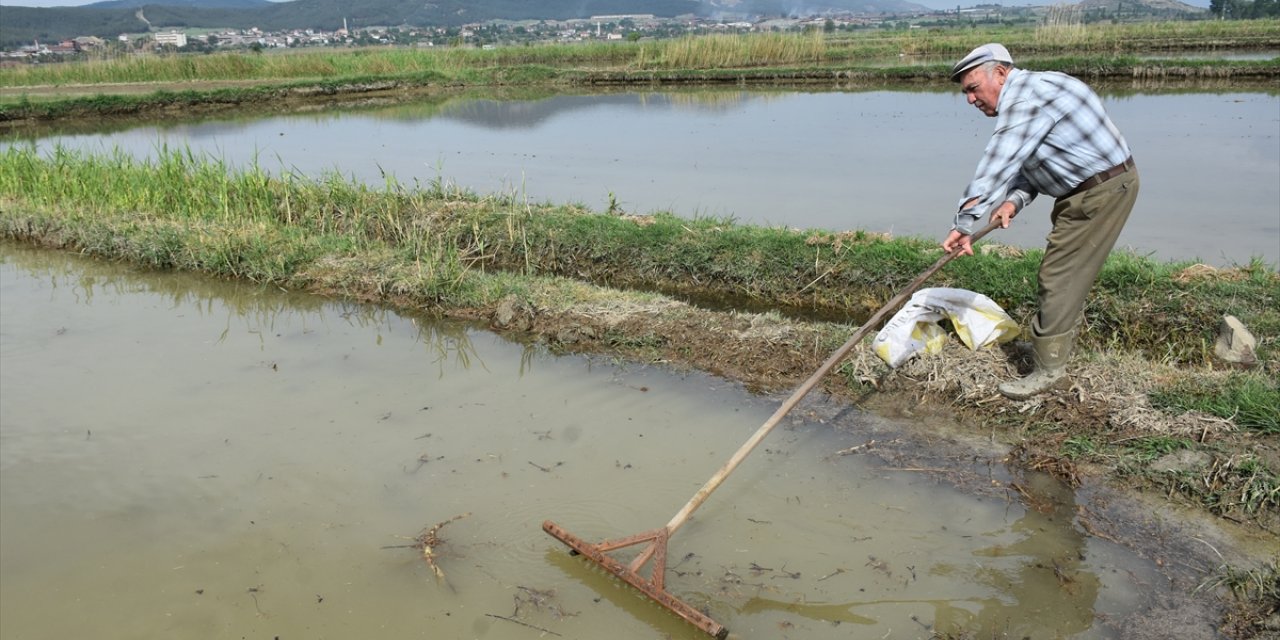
[{"left": 943, "top": 43, "right": 1139, "bottom": 400}]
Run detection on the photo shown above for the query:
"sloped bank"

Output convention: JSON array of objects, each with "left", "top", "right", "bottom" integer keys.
[{"left": 1, "top": 145, "right": 1276, "bottom": 634}]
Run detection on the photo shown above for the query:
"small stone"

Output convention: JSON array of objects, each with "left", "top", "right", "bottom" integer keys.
[
  {"left": 554, "top": 324, "right": 596, "bottom": 344},
  {"left": 1213, "top": 315, "right": 1257, "bottom": 366},
  {"left": 492, "top": 296, "right": 533, "bottom": 331},
  {"left": 1151, "top": 450, "right": 1211, "bottom": 474}
]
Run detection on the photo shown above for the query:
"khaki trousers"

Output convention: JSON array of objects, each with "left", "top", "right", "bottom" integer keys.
[{"left": 1033, "top": 170, "right": 1140, "bottom": 338}]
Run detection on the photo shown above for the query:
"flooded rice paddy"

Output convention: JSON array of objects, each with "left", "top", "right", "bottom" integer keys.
[
  {"left": 5, "top": 86, "right": 1278, "bottom": 267},
  {"left": 1, "top": 242, "right": 1180, "bottom": 639}
]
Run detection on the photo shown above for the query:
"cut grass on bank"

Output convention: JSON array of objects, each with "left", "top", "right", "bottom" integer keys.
[
  {"left": 2, "top": 143, "right": 1276, "bottom": 358},
  {"left": 1151, "top": 373, "right": 1280, "bottom": 436}
]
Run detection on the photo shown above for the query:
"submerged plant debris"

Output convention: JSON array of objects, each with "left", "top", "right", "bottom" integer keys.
[{"left": 384, "top": 512, "right": 471, "bottom": 586}]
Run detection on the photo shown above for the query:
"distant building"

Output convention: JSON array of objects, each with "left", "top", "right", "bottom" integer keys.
[
  {"left": 155, "top": 31, "right": 188, "bottom": 47},
  {"left": 47, "top": 40, "right": 80, "bottom": 54},
  {"left": 588, "top": 14, "right": 655, "bottom": 21}
]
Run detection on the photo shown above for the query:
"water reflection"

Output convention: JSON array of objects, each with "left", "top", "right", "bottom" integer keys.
[
  {"left": 1138, "top": 50, "right": 1280, "bottom": 61},
  {"left": 933, "top": 476, "right": 1099, "bottom": 638},
  {"left": 424, "top": 91, "right": 778, "bottom": 129},
  {"left": 0, "top": 243, "right": 491, "bottom": 376},
  {"left": 734, "top": 471, "right": 1100, "bottom": 638}
]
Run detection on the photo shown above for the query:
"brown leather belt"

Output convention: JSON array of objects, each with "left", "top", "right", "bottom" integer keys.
[{"left": 1063, "top": 156, "right": 1135, "bottom": 199}]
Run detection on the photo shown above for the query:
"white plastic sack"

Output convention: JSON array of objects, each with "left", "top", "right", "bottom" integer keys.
[{"left": 871, "top": 287, "right": 1019, "bottom": 368}]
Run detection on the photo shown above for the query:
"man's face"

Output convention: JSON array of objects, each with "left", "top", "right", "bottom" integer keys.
[{"left": 959, "top": 64, "right": 1008, "bottom": 117}]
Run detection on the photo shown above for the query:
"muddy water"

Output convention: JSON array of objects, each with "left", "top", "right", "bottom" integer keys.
[
  {"left": 1, "top": 243, "right": 1169, "bottom": 639},
  {"left": 5, "top": 86, "right": 1277, "bottom": 266}
]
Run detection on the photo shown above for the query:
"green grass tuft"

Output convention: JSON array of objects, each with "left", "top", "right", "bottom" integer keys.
[{"left": 1150, "top": 373, "right": 1280, "bottom": 435}]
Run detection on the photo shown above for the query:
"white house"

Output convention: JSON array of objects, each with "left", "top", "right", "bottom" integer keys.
[{"left": 155, "top": 31, "right": 188, "bottom": 47}]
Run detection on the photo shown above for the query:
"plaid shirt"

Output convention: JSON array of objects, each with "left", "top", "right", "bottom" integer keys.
[{"left": 955, "top": 68, "right": 1131, "bottom": 234}]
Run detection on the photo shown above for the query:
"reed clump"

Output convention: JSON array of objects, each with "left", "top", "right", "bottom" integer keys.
[
  {"left": 1036, "top": 5, "right": 1089, "bottom": 49},
  {"left": 635, "top": 32, "right": 828, "bottom": 69},
  {"left": 0, "top": 48, "right": 444, "bottom": 87}
]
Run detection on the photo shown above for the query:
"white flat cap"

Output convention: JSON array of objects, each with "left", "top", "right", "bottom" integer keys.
[{"left": 950, "top": 43, "right": 1013, "bottom": 82}]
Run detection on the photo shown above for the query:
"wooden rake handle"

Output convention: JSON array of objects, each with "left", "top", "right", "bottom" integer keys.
[{"left": 660, "top": 218, "right": 1008, "bottom": 538}]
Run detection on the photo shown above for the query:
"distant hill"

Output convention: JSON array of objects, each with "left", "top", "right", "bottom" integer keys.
[
  {"left": 1, "top": 7, "right": 144, "bottom": 47},
  {"left": 1078, "top": 0, "right": 1204, "bottom": 12}
]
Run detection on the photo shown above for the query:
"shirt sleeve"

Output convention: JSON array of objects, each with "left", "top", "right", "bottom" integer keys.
[
  {"left": 1007, "top": 173, "right": 1038, "bottom": 212},
  {"left": 954, "top": 92, "right": 1055, "bottom": 234}
]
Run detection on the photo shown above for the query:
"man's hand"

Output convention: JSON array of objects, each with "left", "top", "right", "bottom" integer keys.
[
  {"left": 942, "top": 229, "right": 973, "bottom": 256},
  {"left": 944, "top": 200, "right": 1018, "bottom": 256},
  {"left": 990, "top": 201, "right": 1016, "bottom": 229}
]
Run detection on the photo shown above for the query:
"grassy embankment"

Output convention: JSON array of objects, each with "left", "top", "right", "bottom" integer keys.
[
  {"left": 1, "top": 145, "right": 1276, "bottom": 521},
  {"left": 1, "top": 20, "right": 1278, "bottom": 119}
]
